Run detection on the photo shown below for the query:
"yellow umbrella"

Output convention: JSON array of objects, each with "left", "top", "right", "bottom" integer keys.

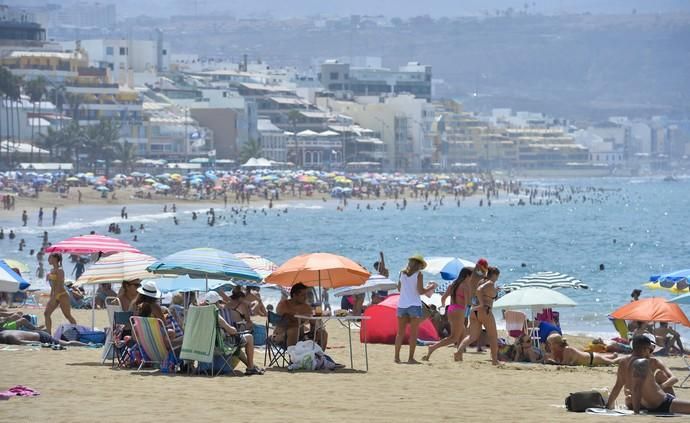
[{"left": 1, "top": 259, "right": 30, "bottom": 273}]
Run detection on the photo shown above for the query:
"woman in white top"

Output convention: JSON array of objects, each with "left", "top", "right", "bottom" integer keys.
[{"left": 395, "top": 255, "right": 437, "bottom": 364}]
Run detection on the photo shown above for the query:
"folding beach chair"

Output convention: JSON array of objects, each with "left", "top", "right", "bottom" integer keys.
[
  {"left": 504, "top": 310, "right": 527, "bottom": 340},
  {"left": 111, "top": 311, "right": 134, "bottom": 368},
  {"left": 129, "top": 316, "right": 178, "bottom": 373},
  {"left": 102, "top": 297, "right": 122, "bottom": 363},
  {"left": 264, "top": 311, "right": 289, "bottom": 368},
  {"left": 181, "top": 305, "right": 242, "bottom": 376}
]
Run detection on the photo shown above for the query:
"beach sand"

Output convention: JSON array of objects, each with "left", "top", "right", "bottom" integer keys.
[{"left": 2, "top": 308, "right": 682, "bottom": 422}]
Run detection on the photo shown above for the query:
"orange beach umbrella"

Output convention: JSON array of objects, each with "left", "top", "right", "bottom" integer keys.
[
  {"left": 609, "top": 297, "right": 690, "bottom": 327},
  {"left": 265, "top": 253, "right": 370, "bottom": 290}
]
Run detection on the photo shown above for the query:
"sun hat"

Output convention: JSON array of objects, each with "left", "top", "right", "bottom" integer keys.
[
  {"left": 137, "top": 280, "right": 162, "bottom": 299},
  {"left": 408, "top": 254, "right": 427, "bottom": 269},
  {"left": 204, "top": 291, "right": 224, "bottom": 304}
]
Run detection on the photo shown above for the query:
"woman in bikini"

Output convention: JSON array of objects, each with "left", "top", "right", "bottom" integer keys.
[
  {"left": 44, "top": 253, "right": 77, "bottom": 334},
  {"left": 456, "top": 265, "right": 501, "bottom": 365},
  {"left": 422, "top": 267, "right": 473, "bottom": 361},
  {"left": 220, "top": 286, "right": 254, "bottom": 332}
]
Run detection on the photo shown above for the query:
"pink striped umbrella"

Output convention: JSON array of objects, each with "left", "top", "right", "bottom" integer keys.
[{"left": 45, "top": 234, "right": 141, "bottom": 254}]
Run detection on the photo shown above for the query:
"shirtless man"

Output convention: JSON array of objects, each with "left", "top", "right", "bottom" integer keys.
[
  {"left": 0, "top": 329, "right": 87, "bottom": 346},
  {"left": 607, "top": 334, "right": 690, "bottom": 414},
  {"left": 455, "top": 260, "right": 501, "bottom": 365},
  {"left": 546, "top": 333, "right": 624, "bottom": 366},
  {"left": 274, "top": 283, "right": 328, "bottom": 350},
  {"left": 655, "top": 322, "right": 684, "bottom": 355}
]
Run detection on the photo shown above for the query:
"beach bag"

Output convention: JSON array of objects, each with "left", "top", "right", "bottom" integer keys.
[{"left": 565, "top": 391, "right": 605, "bottom": 412}]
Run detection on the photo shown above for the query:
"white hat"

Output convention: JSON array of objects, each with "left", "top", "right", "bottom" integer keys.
[
  {"left": 137, "top": 280, "right": 162, "bottom": 299},
  {"left": 204, "top": 291, "right": 224, "bottom": 304}
]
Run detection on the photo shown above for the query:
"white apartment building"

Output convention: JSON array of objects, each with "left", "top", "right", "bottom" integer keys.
[{"left": 258, "top": 119, "right": 288, "bottom": 163}]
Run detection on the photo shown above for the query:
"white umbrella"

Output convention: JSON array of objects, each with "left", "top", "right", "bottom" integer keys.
[
  {"left": 493, "top": 287, "right": 577, "bottom": 311},
  {"left": 333, "top": 275, "right": 398, "bottom": 297}
]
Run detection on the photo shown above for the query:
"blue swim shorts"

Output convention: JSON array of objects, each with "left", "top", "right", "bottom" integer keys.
[{"left": 397, "top": 305, "right": 423, "bottom": 318}]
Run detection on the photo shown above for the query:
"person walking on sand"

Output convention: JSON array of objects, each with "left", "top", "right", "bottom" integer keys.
[
  {"left": 423, "top": 267, "right": 473, "bottom": 361},
  {"left": 44, "top": 253, "right": 77, "bottom": 334},
  {"left": 21, "top": 210, "right": 27, "bottom": 226},
  {"left": 455, "top": 260, "right": 502, "bottom": 364},
  {"left": 394, "top": 255, "right": 436, "bottom": 364},
  {"left": 52, "top": 207, "right": 58, "bottom": 226}
]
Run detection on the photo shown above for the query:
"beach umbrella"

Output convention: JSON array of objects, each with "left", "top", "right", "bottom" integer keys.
[
  {"left": 147, "top": 248, "right": 262, "bottom": 285},
  {"left": 233, "top": 253, "right": 278, "bottom": 279},
  {"left": 45, "top": 235, "right": 141, "bottom": 254},
  {"left": 154, "top": 275, "right": 235, "bottom": 293},
  {"left": 0, "top": 260, "right": 28, "bottom": 292},
  {"left": 75, "top": 252, "right": 158, "bottom": 286},
  {"left": 645, "top": 269, "right": 690, "bottom": 293},
  {"left": 610, "top": 297, "right": 690, "bottom": 327},
  {"left": 266, "top": 253, "right": 370, "bottom": 302},
  {"left": 502, "top": 272, "right": 589, "bottom": 293},
  {"left": 333, "top": 275, "right": 398, "bottom": 297},
  {"left": 1, "top": 259, "right": 30, "bottom": 274},
  {"left": 96, "top": 185, "right": 109, "bottom": 192},
  {"left": 493, "top": 287, "right": 577, "bottom": 311},
  {"left": 424, "top": 256, "right": 475, "bottom": 281}
]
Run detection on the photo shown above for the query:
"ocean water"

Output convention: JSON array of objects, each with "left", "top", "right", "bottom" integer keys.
[{"left": 1, "top": 177, "right": 689, "bottom": 337}]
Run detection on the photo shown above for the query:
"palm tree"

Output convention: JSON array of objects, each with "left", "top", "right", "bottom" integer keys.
[
  {"left": 85, "top": 119, "right": 120, "bottom": 177},
  {"left": 240, "top": 137, "right": 262, "bottom": 163},
  {"left": 25, "top": 77, "right": 47, "bottom": 162},
  {"left": 112, "top": 140, "right": 137, "bottom": 173},
  {"left": 39, "top": 126, "right": 63, "bottom": 160},
  {"left": 287, "top": 109, "right": 303, "bottom": 166}
]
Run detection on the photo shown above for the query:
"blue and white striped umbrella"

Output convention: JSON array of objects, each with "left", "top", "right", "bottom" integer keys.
[
  {"left": 147, "top": 247, "right": 262, "bottom": 282},
  {"left": 0, "top": 260, "right": 29, "bottom": 293},
  {"left": 502, "top": 271, "right": 588, "bottom": 293}
]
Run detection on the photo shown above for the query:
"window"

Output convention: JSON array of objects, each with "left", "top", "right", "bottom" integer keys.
[
  {"left": 329, "top": 72, "right": 339, "bottom": 80},
  {"left": 106, "top": 46, "right": 114, "bottom": 55},
  {"left": 119, "top": 47, "right": 127, "bottom": 56}
]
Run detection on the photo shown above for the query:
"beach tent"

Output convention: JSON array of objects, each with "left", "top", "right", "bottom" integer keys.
[
  {"left": 610, "top": 297, "right": 690, "bottom": 327},
  {"left": 360, "top": 294, "right": 439, "bottom": 344}
]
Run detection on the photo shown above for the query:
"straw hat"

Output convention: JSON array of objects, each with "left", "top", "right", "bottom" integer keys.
[
  {"left": 137, "top": 280, "right": 162, "bottom": 299},
  {"left": 408, "top": 254, "right": 427, "bottom": 269}
]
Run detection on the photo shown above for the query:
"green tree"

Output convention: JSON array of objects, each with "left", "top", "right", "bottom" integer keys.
[
  {"left": 112, "top": 140, "right": 137, "bottom": 174},
  {"left": 24, "top": 76, "right": 47, "bottom": 162},
  {"left": 240, "top": 137, "right": 262, "bottom": 163},
  {"left": 39, "top": 126, "right": 64, "bottom": 160},
  {"left": 85, "top": 119, "right": 120, "bottom": 177},
  {"left": 287, "top": 109, "right": 303, "bottom": 166}
]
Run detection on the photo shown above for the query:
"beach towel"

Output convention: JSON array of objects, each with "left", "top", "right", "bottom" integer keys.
[
  {"left": 585, "top": 408, "right": 633, "bottom": 416},
  {"left": 0, "top": 386, "right": 40, "bottom": 400},
  {"left": 180, "top": 306, "right": 216, "bottom": 363}
]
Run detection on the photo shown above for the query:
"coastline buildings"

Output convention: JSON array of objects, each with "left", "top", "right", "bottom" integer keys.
[{"left": 319, "top": 60, "right": 432, "bottom": 101}]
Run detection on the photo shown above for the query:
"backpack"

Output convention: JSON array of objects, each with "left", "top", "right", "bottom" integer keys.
[{"left": 565, "top": 391, "right": 605, "bottom": 412}]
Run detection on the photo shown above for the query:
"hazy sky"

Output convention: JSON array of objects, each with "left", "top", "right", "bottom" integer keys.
[{"left": 17, "top": 0, "right": 690, "bottom": 18}]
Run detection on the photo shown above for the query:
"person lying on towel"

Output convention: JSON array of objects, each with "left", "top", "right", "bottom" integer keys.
[{"left": 545, "top": 333, "right": 625, "bottom": 366}]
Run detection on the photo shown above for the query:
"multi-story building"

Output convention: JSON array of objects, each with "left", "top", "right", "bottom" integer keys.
[
  {"left": 319, "top": 60, "right": 432, "bottom": 101},
  {"left": 64, "top": 34, "right": 170, "bottom": 85},
  {"left": 285, "top": 129, "right": 343, "bottom": 168},
  {"left": 0, "top": 49, "right": 87, "bottom": 83},
  {"left": 258, "top": 118, "right": 288, "bottom": 163},
  {"left": 0, "top": 7, "right": 61, "bottom": 58},
  {"left": 317, "top": 93, "right": 433, "bottom": 171}
]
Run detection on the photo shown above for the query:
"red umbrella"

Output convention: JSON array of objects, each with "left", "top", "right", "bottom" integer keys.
[
  {"left": 609, "top": 297, "right": 690, "bottom": 327},
  {"left": 45, "top": 234, "right": 141, "bottom": 255}
]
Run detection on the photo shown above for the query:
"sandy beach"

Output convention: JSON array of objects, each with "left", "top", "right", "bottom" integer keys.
[{"left": 2, "top": 308, "right": 684, "bottom": 422}]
